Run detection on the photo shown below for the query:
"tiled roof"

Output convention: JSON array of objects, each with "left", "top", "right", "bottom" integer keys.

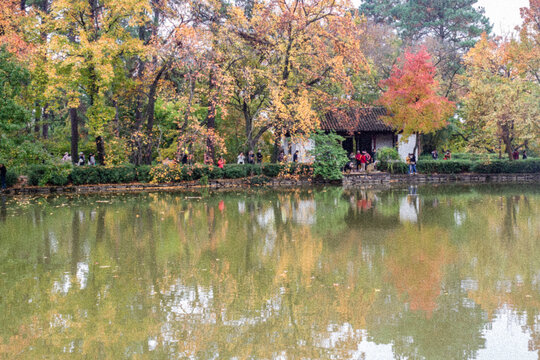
[{"left": 321, "top": 107, "right": 394, "bottom": 133}]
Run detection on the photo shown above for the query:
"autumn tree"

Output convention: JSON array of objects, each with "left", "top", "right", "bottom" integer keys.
[
  {"left": 360, "top": 0, "right": 492, "bottom": 99},
  {"left": 378, "top": 47, "right": 455, "bottom": 153},
  {"left": 46, "top": 0, "right": 151, "bottom": 164},
  {"left": 462, "top": 34, "right": 540, "bottom": 159}
]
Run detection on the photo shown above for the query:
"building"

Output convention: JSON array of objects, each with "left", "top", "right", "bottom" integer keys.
[{"left": 283, "top": 107, "right": 418, "bottom": 163}]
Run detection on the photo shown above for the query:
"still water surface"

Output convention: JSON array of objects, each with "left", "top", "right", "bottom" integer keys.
[{"left": 0, "top": 185, "right": 539, "bottom": 359}]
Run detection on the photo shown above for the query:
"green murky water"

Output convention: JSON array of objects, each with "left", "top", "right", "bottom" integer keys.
[{"left": 0, "top": 184, "right": 539, "bottom": 359}]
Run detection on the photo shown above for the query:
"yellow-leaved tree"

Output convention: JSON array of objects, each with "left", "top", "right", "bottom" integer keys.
[{"left": 462, "top": 33, "right": 540, "bottom": 159}]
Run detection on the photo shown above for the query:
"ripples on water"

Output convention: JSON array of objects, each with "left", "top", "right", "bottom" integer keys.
[{"left": 0, "top": 184, "right": 539, "bottom": 359}]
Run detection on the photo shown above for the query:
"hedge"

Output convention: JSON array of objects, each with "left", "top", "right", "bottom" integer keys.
[
  {"left": 2, "top": 159, "right": 539, "bottom": 188},
  {"left": 417, "top": 160, "right": 474, "bottom": 174},
  {"left": 377, "top": 159, "right": 540, "bottom": 175},
  {"left": 376, "top": 160, "right": 408, "bottom": 174},
  {"left": 5, "top": 171, "right": 19, "bottom": 187},
  {"left": 470, "top": 159, "right": 540, "bottom": 174}
]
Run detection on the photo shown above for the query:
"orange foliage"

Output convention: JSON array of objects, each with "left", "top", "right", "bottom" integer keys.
[
  {"left": 385, "top": 225, "right": 454, "bottom": 317},
  {"left": 0, "top": 0, "right": 33, "bottom": 58},
  {"left": 378, "top": 47, "right": 455, "bottom": 138}
]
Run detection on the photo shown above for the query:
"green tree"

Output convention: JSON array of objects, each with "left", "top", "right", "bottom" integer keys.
[{"left": 309, "top": 131, "right": 348, "bottom": 180}]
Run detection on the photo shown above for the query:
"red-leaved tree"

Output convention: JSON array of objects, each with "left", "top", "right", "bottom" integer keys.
[{"left": 378, "top": 47, "right": 455, "bottom": 153}]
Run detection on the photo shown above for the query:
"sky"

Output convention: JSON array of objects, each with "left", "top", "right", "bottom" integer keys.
[
  {"left": 351, "top": 0, "right": 530, "bottom": 35},
  {"left": 476, "top": 0, "right": 529, "bottom": 34}
]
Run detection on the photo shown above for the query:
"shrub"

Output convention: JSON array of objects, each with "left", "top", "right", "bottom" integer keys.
[
  {"left": 377, "top": 160, "right": 408, "bottom": 174},
  {"left": 471, "top": 159, "right": 540, "bottom": 174},
  {"left": 418, "top": 160, "right": 473, "bottom": 174},
  {"left": 70, "top": 165, "right": 146, "bottom": 185},
  {"left": 282, "top": 163, "right": 313, "bottom": 177},
  {"left": 136, "top": 165, "right": 152, "bottom": 183},
  {"left": 150, "top": 164, "right": 182, "bottom": 183},
  {"left": 27, "top": 164, "right": 71, "bottom": 186},
  {"left": 309, "top": 131, "right": 348, "bottom": 180},
  {"left": 5, "top": 171, "right": 19, "bottom": 187},
  {"left": 262, "top": 164, "right": 283, "bottom": 177},
  {"left": 223, "top": 164, "right": 247, "bottom": 179},
  {"left": 245, "top": 164, "right": 263, "bottom": 176},
  {"left": 376, "top": 147, "right": 400, "bottom": 161},
  {"left": 208, "top": 166, "right": 224, "bottom": 179}
]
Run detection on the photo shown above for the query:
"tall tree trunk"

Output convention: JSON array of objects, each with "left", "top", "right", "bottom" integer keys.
[
  {"left": 243, "top": 100, "right": 254, "bottom": 153},
  {"left": 205, "top": 71, "right": 217, "bottom": 164},
  {"left": 70, "top": 108, "right": 79, "bottom": 164},
  {"left": 500, "top": 123, "right": 513, "bottom": 160},
  {"left": 272, "top": 129, "right": 282, "bottom": 163},
  {"left": 34, "top": 105, "right": 41, "bottom": 138},
  {"left": 42, "top": 106, "right": 49, "bottom": 139},
  {"left": 96, "top": 136, "right": 105, "bottom": 165},
  {"left": 413, "top": 132, "right": 420, "bottom": 156}
]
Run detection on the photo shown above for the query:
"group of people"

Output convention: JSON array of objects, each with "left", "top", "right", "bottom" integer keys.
[
  {"left": 345, "top": 150, "right": 373, "bottom": 172},
  {"left": 62, "top": 152, "right": 96, "bottom": 166},
  {"left": 431, "top": 149, "right": 451, "bottom": 160},
  {"left": 276, "top": 150, "right": 299, "bottom": 163},
  {"left": 237, "top": 150, "right": 264, "bottom": 164},
  {"left": 513, "top": 149, "right": 528, "bottom": 160}
]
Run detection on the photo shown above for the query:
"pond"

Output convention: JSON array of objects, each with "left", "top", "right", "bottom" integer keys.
[{"left": 0, "top": 184, "right": 539, "bottom": 359}]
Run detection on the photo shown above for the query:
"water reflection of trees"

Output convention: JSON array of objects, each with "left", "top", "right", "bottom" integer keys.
[{"left": 0, "top": 186, "right": 538, "bottom": 358}]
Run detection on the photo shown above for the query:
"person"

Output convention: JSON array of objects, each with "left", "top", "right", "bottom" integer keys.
[
  {"left": 62, "top": 152, "right": 71, "bottom": 163},
  {"left": 360, "top": 151, "right": 368, "bottom": 171},
  {"left": 293, "top": 150, "right": 299, "bottom": 163},
  {"left": 443, "top": 150, "right": 451, "bottom": 160},
  {"left": 513, "top": 149, "right": 519, "bottom": 160},
  {"left": 278, "top": 150, "right": 285, "bottom": 162},
  {"left": 364, "top": 150, "right": 372, "bottom": 164},
  {"left": 523, "top": 150, "right": 528, "bottom": 160},
  {"left": 408, "top": 153, "right": 417, "bottom": 175},
  {"left": 0, "top": 163, "right": 6, "bottom": 190},
  {"left": 431, "top": 149, "right": 438, "bottom": 160},
  {"left": 88, "top": 153, "right": 96, "bottom": 166},
  {"left": 355, "top": 150, "right": 362, "bottom": 171},
  {"left": 217, "top": 156, "right": 225, "bottom": 169},
  {"left": 78, "top": 152, "right": 85, "bottom": 166},
  {"left": 181, "top": 149, "right": 188, "bottom": 164},
  {"left": 344, "top": 160, "right": 353, "bottom": 173},
  {"left": 248, "top": 150, "right": 255, "bottom": 164},
  {"left": 256, "top": 150, "right": 263, "bottom": 164},
  {"left": 237, "top": 152, "right": 245, "bottom": 164}
]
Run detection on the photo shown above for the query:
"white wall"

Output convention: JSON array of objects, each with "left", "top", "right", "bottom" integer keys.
[
  {"left": 281, "top": 138, "right": 315, "bottom": 163},
  {"left": 397, "top": 134, "right": 417, "bottom": 161}
]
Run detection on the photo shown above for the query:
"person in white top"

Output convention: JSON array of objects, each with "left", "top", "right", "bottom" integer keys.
[
  {"left": 237, "top": 152, "right": 245, "bottom": 164},
  {"left": 62, "top": 152, "right": 72, "bottom": 163}
]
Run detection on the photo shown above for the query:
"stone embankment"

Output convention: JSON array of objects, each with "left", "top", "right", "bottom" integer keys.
[
  {"left": 343, "top": 172, "right": 540, "bottom": 186},
  {"left": 1, "top": 172, "right": 538, "bottom": 196}
]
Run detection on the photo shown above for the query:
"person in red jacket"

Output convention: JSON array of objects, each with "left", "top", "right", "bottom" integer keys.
[
  {"left": 360, "top": 151, "right": 368, "bottom": 171},
  {"left": 217, "top": 157, "right": 225, "bottom": 169},
  {"left": 355, "top": 151, "right": 362, "bottom": 171}
]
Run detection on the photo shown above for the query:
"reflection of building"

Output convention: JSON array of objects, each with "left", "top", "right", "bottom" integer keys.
[
  {"left": 292, "top": 199, "right": 316, "bottom": 225},
  {"left": 399, "top": 195, "right": 419, "bottom": 223},
  {"left": 283, "top": 107, "right": 418, "bottom": 163}
]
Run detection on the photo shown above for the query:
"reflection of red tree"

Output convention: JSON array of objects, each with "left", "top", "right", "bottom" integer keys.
[
  {"left": 356, "top": 199, "right": 372, "bottom": 211},
  {"left": 386, "top": 226, "right": 453, "bottom": 317}
]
